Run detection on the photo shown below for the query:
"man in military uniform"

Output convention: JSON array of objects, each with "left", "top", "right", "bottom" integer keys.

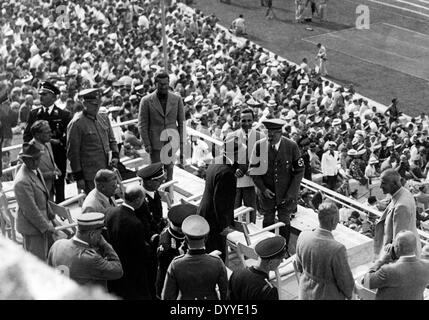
[
  {"left": 155, "top": 203, "right": 197, "bottom": 299},
  {"left": 161, "top": 215, "right": 228, "bottom": 300},
  {"left": 250, "top": 119, "right": 305, "bottom": 251},
  {"left": 136, "top": 162, "right": 168, "bottom": 240},
  {"left": 229, "top": 236, "right": 287, "bottom": 300},
  {"left": 67, "top": 88, "right": 119, "bottom": 195},
  {"left": 24, "top": 81, "right": 71, "bottom": 203},
  {"left": 47, "top": 212, "right": 123, "bottom": 289}
]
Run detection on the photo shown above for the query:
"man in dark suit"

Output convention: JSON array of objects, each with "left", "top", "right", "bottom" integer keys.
[
  {"left": 24, "top": 81, "right": 71, "bottom": 203},
  {"left": 250, "top": 119, "right": 305, "bottom": 250},
  {"left": 155, "top": 203, "right": 197, "bottom": 299},
  {"left": 197, "top": 137, "right": 245, "bottom": 261},
  {"left": 138, "top": 71, "right": 185, "bottom": 184},
  {"left": 13, "top": 142, "right": 58, "bottom": 261},
  {"left": 363, "top": 230, "right": 429, "bottom": 300},
  {"left": 162, "top": 215, "right": 228, "bottom": 300},
  {"left": 105, "top": 185, "right": 153, "bottom": 300},
  {"left": 295, "top": 201, "right": 354, "bottom": 300}
]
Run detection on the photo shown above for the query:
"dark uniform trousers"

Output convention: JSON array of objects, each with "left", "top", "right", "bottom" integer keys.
[
  {"left": 150, "top": 149, "right": 174, "bottom": 182},
  {"left": 252, "top": 137, "right": 304, "bottom": 249},
  {"left": 234, "top": 186, "right": 257, "bottom": 223}
]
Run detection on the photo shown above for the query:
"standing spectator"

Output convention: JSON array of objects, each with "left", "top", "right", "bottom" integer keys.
[
  {"left": 250, "top": 119, "right": 304, "bottom": 251},
  {"left": 67, "top": 88, "right": 119, "bottom": 195},
  {"left": 295, "top": 0, "right": 305, "bottom": 23},
  {"left": 318, "top": 0, "right": 328, "bottom": 21},
  {"left": 321, "top": 141, "right": 339, "bottom": 190},
  {"left": 316, "top": 43, "right": 327, "bottom": 77},
  {"left": 363, "top": 230, "right": 429, "bottom": 300},
  {"left": 105, "top": 185, "right": 153, "bottom": 300},
  {"left": 374, "top": 169, "right": 421, "bottom": 257},
  {"left": 24, "top": 81, "right": 71, "bottom": 203},
  {"left": 226, "top": 109, "right": 263, "bottom": 223},
  {"left": 161, "top": 215, "right": 228, "bottom": 300},
  {"left": 19, "top": 94, "right": 33, "bottom": 125},
  {"left": 295, "top": 201, "right": 354, "bottom": 300},
  {"left": 229, "top": 236, "right": 287, "bottom": 300},
  {"left": 385, "top": 98, "right": 400, "bottom": 125},
  {"left": 48, "top": 212, "right": 123, "bottom": 289},
  {"left": 138, "top": 72, "right": 185, "bottom": 185},
  {"left": 197, "top": 137, "right": 242, "bottom": 261},
  {"left": 155, "top": 204, "right": 197, "bottom": 299},
  {"left": 13, "top": 142, "right": 57, "bottom": 261},
  {"left": 30, "top": 120, "right": 61, "bottom": 201}
]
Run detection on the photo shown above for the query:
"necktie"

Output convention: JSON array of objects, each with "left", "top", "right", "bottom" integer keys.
[
  {"left": 245, "top": 133, "right": 249, "bottom": 163},
  {"left": 109, "top": 197, "right": 116, "bottom": 207}
]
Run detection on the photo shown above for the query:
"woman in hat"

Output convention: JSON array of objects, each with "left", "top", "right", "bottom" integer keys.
[{"left": 348, "top": 149, "right": 367, "bottom": 186}]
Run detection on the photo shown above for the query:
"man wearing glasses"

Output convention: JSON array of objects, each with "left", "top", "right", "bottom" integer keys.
[{"left": 67, "top": 88, "right": 119, "bottom": 195}]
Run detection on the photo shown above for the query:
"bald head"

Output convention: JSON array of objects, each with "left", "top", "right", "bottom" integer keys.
[
  {"left": 380, "top": 169, "right": 402, "bottom": 195},
  {"left": 124, "top": 185, "right": 145, "bottom": 209},
  {"left": 394, "top": 230, "right": 417, "bottom": 257}
]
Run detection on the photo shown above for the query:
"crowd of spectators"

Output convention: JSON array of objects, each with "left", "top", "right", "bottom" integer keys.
[{"left": 1, "top": 0, "right": 429, "bottom": 239}]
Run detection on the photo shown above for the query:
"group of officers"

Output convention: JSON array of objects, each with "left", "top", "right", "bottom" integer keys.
[{"left": 13, "top": 76, "right": 306, "bottom": 300}]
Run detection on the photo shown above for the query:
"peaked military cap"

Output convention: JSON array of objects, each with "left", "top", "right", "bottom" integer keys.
[
  {"left": 262, "top": 119, "right": 286, "bottom": 131},
  {"left": 77, "top": 212, "right": 105, "bottom": 231},
  {"left": 255, "top": 236, "right": 287, "bottom": 259},
  {"left": 39, "top": 81, "right": 60, "bottom": 95},
  {"left": 137, "top": 162, "right": 165, "bottom": 180},
  {"left": 182, "top": 215, "right": 210, "bottom": 239},
  {"left": 78, "top": 88, "right": 100, "bottom": 101},
  {"left": 168, "top": 204, "right": 198, "bottom": 227}
]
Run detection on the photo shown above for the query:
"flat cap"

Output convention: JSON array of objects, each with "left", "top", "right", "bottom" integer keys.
[
  {"left": 19, "top": 141, "right": 44, "bottom": 159},
  {"left": 77, "top": 212, "right": 105, "bottom": 231},
  {"left": 262, "top": 119, "right": 286, "bottom": 131},
  {"left": 255, "top": 236, "right": 287, "bottom": 259},
  {"left": 347, "top": 149, "right": 358, "bottom": 156},
  {"left": 39, "top": 81, "right": 60, "bottom": 95},
  {"left": 137, "top": 163, "right": 165, "bottom": 180},
  {"left": 168, "top": 204, "right": 198, "bottom": 227},
  {"left": 78, "top": 88, "right": 100, "bottom": 101},
  {"left": 182, "top": 215, "right": 210, "bottom": 239}
]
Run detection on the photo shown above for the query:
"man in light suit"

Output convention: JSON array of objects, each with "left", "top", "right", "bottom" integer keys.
[
  {"left": 321, "top": 141, "right": 339, "bottom": 190},
  {"left": 374, "top": 169, "right": 421, "bottom": 257},
  {"left": 295, "top": 201, "right": 354, "bottom": 300},
  {"left": 138, "top": 71, "right": 185, "bottom": 183},
  {"left": 30, "top": 120, "right": 61, "bottom": 201},
  {"left": 226, "top": 108, "right": 263, "bottom": 223},
  {"left": 82, "top": 169, "right": 118, "bottom": 214},
  {"left": 13, "top": 142, "right": 58, "bottom": 261},
  {"left": 363, "top": 230, "right": 429, "bottom": 300}
]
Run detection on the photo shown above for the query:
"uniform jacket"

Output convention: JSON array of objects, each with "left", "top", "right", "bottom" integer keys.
[
  {"left": 295, "top": 228, "right": 355, "bottom": 300},
  {"left": 229, "top": 266, "right": 278, "bottom": 300},
  {"left": 365, "top": 256, "right": 429, "bottom": 300},
  {"left": 156, "top": 227, "right": 187, "bottom": 298},
  {"left": 250, "top": 136, "right": 304, "bottom": 208},
  {"left": 13, "top": 164, "right": 54, "bottom": 236},
  {"left": 67, "top": 111, "right": 118, "bottom": 181},
  {"left": 82, "top": 188, "right": 116, "bottom": 214},
  {"left": 105, "top": 205, "right": 153, "bottom": 299},
  {"left": 24, "top": 105, "right": 71, "bottom": 172},
  {"left": 32, "top": 139, "right": 58, "bottom": 198},
  {"left": 197, "top": 160, "right": 237, "bottom": 234},
  {"left": 48, "top": 237, "right": 123, "bottom": 289},
  {"left": 135, "top": 191, "right": 165, "bottom": 243},
  {"left": 162, "top": 249, "right": 228, "bottom": 300},
  {"left": 226, "top": 128, "right": 264, "bottom": 188},
  {"left": 138, "top": 90, "right": 185, "bottom": 151},
  {"left": 374, "top": 187, "right": 421, "bottom": 257}
]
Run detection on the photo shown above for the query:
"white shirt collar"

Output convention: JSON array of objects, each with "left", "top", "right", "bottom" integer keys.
[
  {"left": 272, "top": 139, "right": 281, "bottom": 151},
  {"left": 146, "top": 190, "right": 155, "bottom": 199},
  {"left": 122, "top": 203, "right": 135, "bottom": 212}
]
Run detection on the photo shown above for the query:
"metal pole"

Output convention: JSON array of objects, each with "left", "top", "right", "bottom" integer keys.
[{"left": 161, "top": 0, "right": 168, "bottom": 71}]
